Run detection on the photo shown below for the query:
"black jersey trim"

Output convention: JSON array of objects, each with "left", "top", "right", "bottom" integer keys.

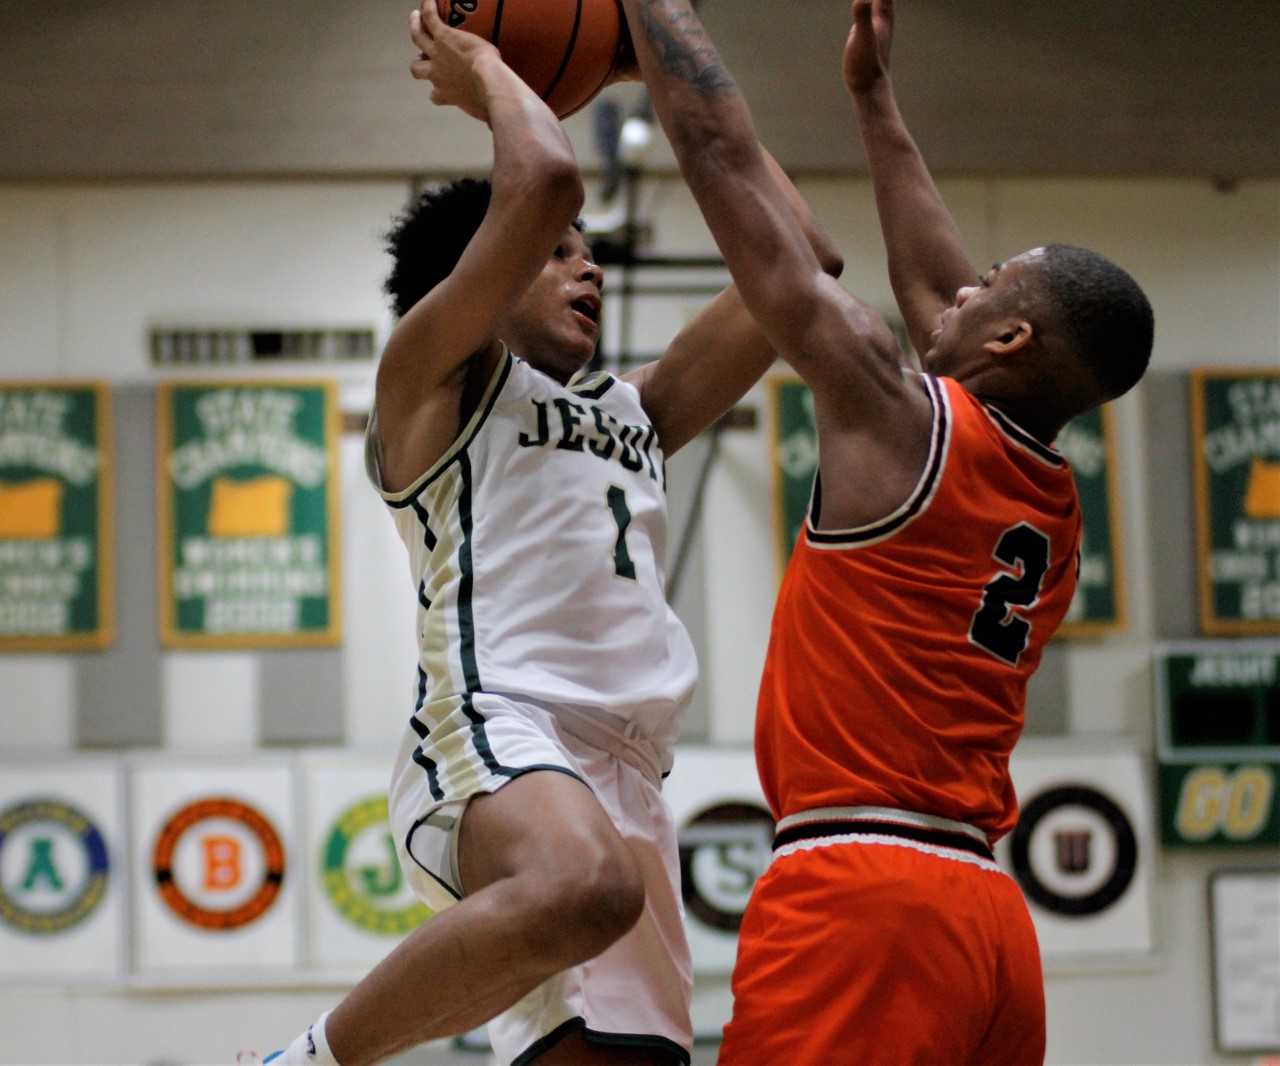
[
  {"left": 403, "top": 823, "right": 462, "bottom": 900},
  {"left": 773, "top": 818, "right": 994, "bottom": 861},
  {"left": 568, "top": 373, "right": 616, "bottom": 401},
  {"left": 983, "top": 403, "right": 1066, "bottom": 467},
  {"left": 454, "top": 452, "right": 518, "bottom": 778},
  {"left": 409, "top": 498, "right": 438, "bottom": 550},
  {"left": 540, "top": 0, "right": 583, "bottom": 107},
  {"left": 382, "top": 350, "right": 514, "bottom": 510},
  {"left": 511, "top": 1017, "right": 690, "bottom": 1066},
  {"left": 805, "top": 373, "right": 953, "bottom": 547},
  {"left": 409, "top": 668, "right": 445, "bottom": 801}
]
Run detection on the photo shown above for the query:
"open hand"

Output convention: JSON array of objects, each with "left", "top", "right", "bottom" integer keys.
[
  {"left": 409, "top": 1, "right": 503, "bottom": 122},
  {"left": 843, "top": 0, "right": 895, "bottom": 97}
]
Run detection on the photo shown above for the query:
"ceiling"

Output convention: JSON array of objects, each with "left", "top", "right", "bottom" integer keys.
[{"left": 2, "top": 0, "right": 1278, "bottom": 180}]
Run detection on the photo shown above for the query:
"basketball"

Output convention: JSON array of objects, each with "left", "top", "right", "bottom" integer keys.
[{"left": 436, "top": 0, "right": 624, "bottom": 118}]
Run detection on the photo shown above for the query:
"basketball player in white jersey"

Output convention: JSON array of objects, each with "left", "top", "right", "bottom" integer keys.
[{"left": 265, "top": 4, "right": 840, "bottom": 1065}]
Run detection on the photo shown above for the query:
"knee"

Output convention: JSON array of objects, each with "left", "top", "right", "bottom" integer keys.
[{"left": 514, "top": 840, "right": 646, "bottom": 969}]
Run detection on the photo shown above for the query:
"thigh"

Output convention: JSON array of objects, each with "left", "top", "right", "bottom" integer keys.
[
  {"left": 975, "top": 876, "right": 1046, "bottom": 1066},
  {"left": 720, "top": 839, "right": 1012, "bottom": 1066},
  {"left": 490, "top": 750, "right": 693, "bottom": 1066}
]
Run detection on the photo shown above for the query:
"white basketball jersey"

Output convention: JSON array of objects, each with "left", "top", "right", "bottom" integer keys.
[{"left": 366, "top": 351, "right": 698, "bottom": 762}]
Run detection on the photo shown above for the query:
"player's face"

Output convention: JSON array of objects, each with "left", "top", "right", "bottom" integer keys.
[
  {"left": 924, "top": 249, "right": 1044, "bottom": 377},
  {"left": 500, "top": 226, "right": 604, "bottom": 384}
]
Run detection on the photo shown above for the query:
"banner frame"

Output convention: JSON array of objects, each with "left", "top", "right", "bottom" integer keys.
[
  {"left": 1190, "top": 367, "right": 1280, "bottom": 636},
  {"left": 155, "top": 378, "right": 343, "bottom": 650},
  {"left": 0, "top": 379, "right": 115, "bottom": 652}
]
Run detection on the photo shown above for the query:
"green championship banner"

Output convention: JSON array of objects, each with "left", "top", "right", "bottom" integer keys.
[
  {"left": 769, "top": 377, "right": 819, "bottom": 573},
  {"left": 1056, "top": 405, "right": 1126, "bottom": 636},
  {"left": 1191, "top": 369, "right": 1280, "bottom": 635},
  {"left": 770, "top": 377, "right": 1125, "bottom": 634},
  {"left": 157, "top": 381, "right": 341, "bottom": 648},
  {"left": 0, "top": 382, "right": 114, "bottom": 650}
]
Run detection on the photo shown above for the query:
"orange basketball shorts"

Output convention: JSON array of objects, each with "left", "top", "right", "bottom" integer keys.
[{"left": 719, "top": 826, "right": 1045, "bottom": 1066}]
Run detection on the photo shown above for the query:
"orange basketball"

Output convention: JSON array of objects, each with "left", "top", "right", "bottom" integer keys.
[{"left": 437, "top": 0, "right": 624, "bottom": 118}]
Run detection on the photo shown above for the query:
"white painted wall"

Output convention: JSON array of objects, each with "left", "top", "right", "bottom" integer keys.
[{"left": 0, "top": 174, "right": 1277, "bottom": 1065}]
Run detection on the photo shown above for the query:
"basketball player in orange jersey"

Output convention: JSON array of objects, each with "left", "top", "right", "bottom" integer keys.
[
  {"left": 263, "top": 4, "right": 841, "bottom": 1066},
  {"left": 619, "top": 0, "right": 1153, "bottom": 1062}
]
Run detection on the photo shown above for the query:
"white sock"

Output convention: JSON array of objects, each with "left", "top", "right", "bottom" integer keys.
[{"left": 273, "top": 1010, "right": 340, "bottom": 1066}]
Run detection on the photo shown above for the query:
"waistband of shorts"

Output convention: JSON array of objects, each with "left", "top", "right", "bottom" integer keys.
[
  {"left": 551, "top": 705, "right": 667, "bottom": 785},
  {"left": 773, "top": 805, "right": 994, "bottom": 861}
]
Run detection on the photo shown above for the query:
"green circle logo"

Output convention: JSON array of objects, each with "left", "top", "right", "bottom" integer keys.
[
  {"left": 321, "top": 795, "right": 431, "bottom": 935},
  {"left": 0, "top": 799, "right": 110, "bottom": 935}
]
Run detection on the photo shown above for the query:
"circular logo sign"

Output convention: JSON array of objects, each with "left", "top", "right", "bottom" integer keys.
[
  {"left": 1009, "top": 785, "right": 1138, "bottom": 917},
  {"left": 678, "top": 802, "right": 773, "bottom": 933},
  {"left": 321, "top": 795, "right": 430, "bottom": 935},
  {"left": 0, "top": 799, "right": 110, "bottom": 935},
  {"left": 152, "top": 797, "right": 285, "bottom": 930}
]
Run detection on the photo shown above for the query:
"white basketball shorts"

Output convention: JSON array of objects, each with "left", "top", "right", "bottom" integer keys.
[{"left": 388, "top": 693, "right": 694, "bottom": 1066}]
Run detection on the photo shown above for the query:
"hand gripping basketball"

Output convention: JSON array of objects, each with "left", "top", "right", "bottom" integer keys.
[
  {"left": 410, "top": 2, "right": 502, "bottom": 122},
  {"left": 434, "top": 0, "right": 626, "bottom": 118}
]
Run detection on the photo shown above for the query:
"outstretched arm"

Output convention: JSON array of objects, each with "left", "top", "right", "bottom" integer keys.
[
  {"left": 617, "top": 0, "right": 933, "bottom": 528},
  {"left": 376, "top": 2, "right": 583, "bottom": 488},
  {"left": 845, "top": 0, "right": 977, "bottom": 357},
  {"left": 625, "top": 150, "right": 844, "bottom": 456}
]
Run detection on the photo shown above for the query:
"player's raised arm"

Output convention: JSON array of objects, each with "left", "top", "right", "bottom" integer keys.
[
  {"left": 376, "top": 4, "right": 583, "bottom": 445},
  {"left": 625, "top": 149, "right": 844, "bottom": 456},
  {"left": 618, "top": 0, "right": 933, "bottom": 528},
  {"left": 845, "top": 0, "right": 978, "bottom": 358},
  {"left": 622, "top": 0, "right": 911, "bottom": 409}
]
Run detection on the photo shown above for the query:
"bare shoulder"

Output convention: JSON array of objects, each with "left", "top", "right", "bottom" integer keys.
[
  {"left": 809, "top": 369, "right": 937, "bottom": 532},
  {"left": 374, "top": 341, "right": 504, "bottom": 494}
]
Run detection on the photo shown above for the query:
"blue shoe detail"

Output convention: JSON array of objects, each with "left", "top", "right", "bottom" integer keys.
[{"left": 263, "top": 1052, "right": 283, "bottom": 1064}]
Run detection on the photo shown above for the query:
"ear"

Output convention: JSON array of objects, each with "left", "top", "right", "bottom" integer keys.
[{"left": 982, "top": 319, "right": 1033, "bottom": 357}]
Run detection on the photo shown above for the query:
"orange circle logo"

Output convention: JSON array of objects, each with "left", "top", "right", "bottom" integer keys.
[{"left": 152, "top": 797, "right": 285, "bottom": 930}]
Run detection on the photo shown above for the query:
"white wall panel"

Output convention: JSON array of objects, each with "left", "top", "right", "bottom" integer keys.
[
  {"left": 51, "top": 182, "right": 409, "bottom": 381},
  {"left": 0, "top": 656, "right": 75, "bottom": 749},
  {"left": 995, "top": 180, "right": 1280, "bottom": 370},
  {"left": 0, "top": 191, "right": 64, "bottom": 375}
]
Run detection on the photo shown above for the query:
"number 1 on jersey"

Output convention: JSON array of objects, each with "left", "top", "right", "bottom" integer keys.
[{"left": 607, "top": 485, "right": 637, "bottom": 580}]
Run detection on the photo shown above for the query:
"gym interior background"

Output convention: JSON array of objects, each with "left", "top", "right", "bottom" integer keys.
[{"left": 1, "top": 2, "right": 1278, "bottom": 1064}]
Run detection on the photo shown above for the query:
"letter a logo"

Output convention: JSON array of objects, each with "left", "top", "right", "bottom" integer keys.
[
  {"left": 202, "top": 835, "right": 242, "bottom": 891},
  {"left": 20, "top": 837, "right": 65, "bottom": 892}
]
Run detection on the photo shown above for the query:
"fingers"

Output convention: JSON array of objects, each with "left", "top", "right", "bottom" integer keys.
[
  {"left": 420, "top": 0, "right": 445, "bottom": 35},
  {"left": 853, "top": 0, "right": 871, "bottom": 24},
  {"left": 410, "top": 57, "right": 433, "bottom": 80},
  {"left": 409, "top": 9, "right": 432, "bottom": 53}
]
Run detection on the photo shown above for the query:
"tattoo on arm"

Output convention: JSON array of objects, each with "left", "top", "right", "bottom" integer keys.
[{"left": 634, "top": 1, "right": 737, "bottom": 95}]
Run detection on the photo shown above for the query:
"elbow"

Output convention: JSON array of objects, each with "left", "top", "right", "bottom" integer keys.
[
  {"left": 538, "top": 155, "right": 586, "bottom": 222},
  {"left": 818, "top": 242, "right": 844, "bottom": 279}
]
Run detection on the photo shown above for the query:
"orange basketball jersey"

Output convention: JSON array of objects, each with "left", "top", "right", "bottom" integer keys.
[{"left": 757, "top": 374, "right": 1083, "bottom": 841}]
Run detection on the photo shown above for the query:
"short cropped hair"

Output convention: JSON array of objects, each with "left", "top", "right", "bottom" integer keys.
[
  {"left": 384, "top": 178, "right": 493, "bottom": 319},
  {"left": 1036, "top": 244, "right": 1154, "bottom": 401}
]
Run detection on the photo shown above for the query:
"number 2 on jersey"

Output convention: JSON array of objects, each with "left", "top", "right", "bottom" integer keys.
[
  {"left": 606, "top": 485, "right": 637, "bottom": 580},
  {"left": 969, "top": 523, "right": 1051, "bottom": 666}
]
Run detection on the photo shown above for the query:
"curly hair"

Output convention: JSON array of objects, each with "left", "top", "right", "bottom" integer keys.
[
  {"left": 383, "top": 178, "right": 493, "bottom": 319},
  {"left": 1037, "top": 244, "right": 1154, "bottom": 401}
]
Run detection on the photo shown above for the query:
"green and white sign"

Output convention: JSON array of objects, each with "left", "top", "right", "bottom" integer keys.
[
  {"left": 322, "top": 795, "right": 431, "bottom": 936},
  {"left": 157, "top": 381, "right": 341, "bottom": 648},
  {"left": 0, "top": 382, "right": 113, "bottom": 650},
  {"left": 1156, "top": 645, "right": 1280, "bottom": 848},
  {"left": 1191, "top": 369, "right": 1280, "bottom": 635},
  {"left": 769, "top": 377, "right": 818, "bottom": 572},
  {"left": 1056, "top": 406, "right": 1126, "bottom": 635}
]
